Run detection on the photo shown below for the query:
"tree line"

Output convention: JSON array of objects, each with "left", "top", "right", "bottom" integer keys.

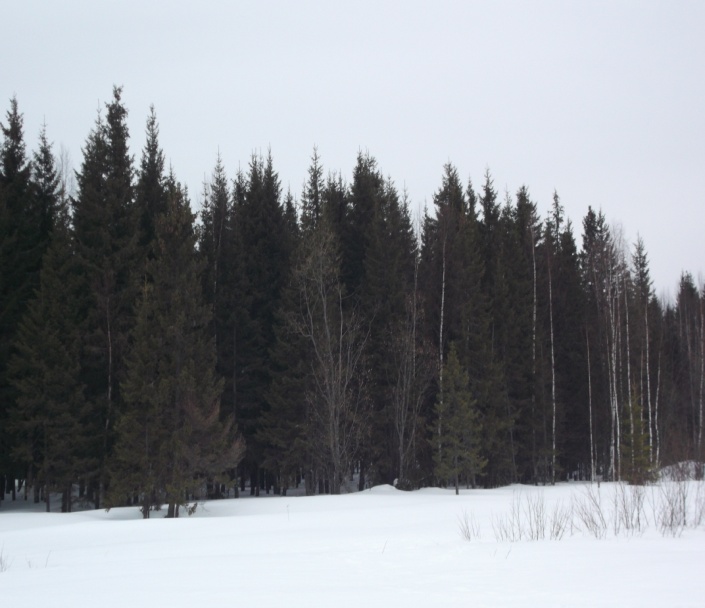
[{"left": 1, "top": 88, "right": 703, "bottom": 514}]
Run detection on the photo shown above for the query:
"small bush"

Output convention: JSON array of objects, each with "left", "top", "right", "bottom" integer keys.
[
  {"left": 549, "top": 501, "right": 573, "bottom": 540},
  {"left": 0, "top": 546, "right": 10, "bottom": 573},
  {"left": 490, "top": 490, "right": 576, "bottom": 542},
  {"left": 457, "top": 508, "right": 481, "bottom": 541},
  {"left": 573, "top": 484, "right": 608, "bottom": 539},
  {"left": 613, "top": 483, "right": 647, "bottom": 536},
  {"left": 650, "top": 479, "right": 691, "bottom": 537},
  {"left": 523, "top": 493, "right": 546, "bottom": 541}
]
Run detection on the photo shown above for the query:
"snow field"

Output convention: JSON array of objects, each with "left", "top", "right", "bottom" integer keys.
[{"left": 1, "top": 482, "right": 704, "bottom": 607}]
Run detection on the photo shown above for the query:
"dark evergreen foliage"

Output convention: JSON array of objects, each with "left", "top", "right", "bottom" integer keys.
[
  {"left": 230, "top": 152, "right": 291, "bottom": 494},
  {"left": 135, "top": 106, "right": 167, "bottom": 253},
  {"left": 432, "top": 343, "right": 486, "bottom": 494},
  {"left": 71, "top": 86, "right": 140, "bottom": 507},
  {"left": 2, "top": 89, "right": 703, "bottom": 510},
  {"left": 1, "top": 98, "right": 52, "bottom": 502},
  {"left": 9, "top": 204, "right": 89, "bottom": 511},
  {"left": 112, "top": 176, "right": 243, "bottom": 517}
]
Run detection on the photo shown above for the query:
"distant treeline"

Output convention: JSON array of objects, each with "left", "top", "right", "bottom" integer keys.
[{"left": 0, "top": 87, "right": 703, "bottom": 515}]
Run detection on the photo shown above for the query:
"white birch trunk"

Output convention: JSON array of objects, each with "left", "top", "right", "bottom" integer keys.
[
  {"left": 548, "top": 262, "right": 557, "bottom": 485},
  {"left": 587, "top": 330, "right": 596, "bottom": 481},
  {"left": 645, "top": 301, "right": 653, "bottom": 464},
  {"left": 531, "top": 225, "right": 538, "bottom": 479},
  {"left": 438, "top": 238, "right": 446, "bottom": 466},
  {"left": 655, "top": 350, "right": 662, "bottom": 466},
  {"left": 624, "top": 277, "right": 634, "bottom": 471},
  {"left": 698, "top": 290, "right": 704, "bottom": 454}
]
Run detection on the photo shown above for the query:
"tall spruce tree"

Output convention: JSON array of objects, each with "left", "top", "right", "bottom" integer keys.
[
  {"left": 259, "top": 174, "right": 314, "bottom": 495},
  {"left": 363, "top": 181, "right": 419, "bottom": 485},
  {"left": 581, "top": 207, "right": 629, "bottom": 480},
  {"left": 6, "top": 125, "right": 74, "bottom": 508},
  {"left": 0, "top": 97, "right": 39, "bottom": 500},
  {"left": 198, "top": 154, "right": 237, "bottom": 427},
  {"left": 9, "top": 201, "right": 89, "bottom": 511},
  {"left": 542, "top": 194, "right": 588, "bottom": 480},
  {"left": 500, "top": 187, "right": 539, "bottom": 483},
  {"left": 233, "top": 152, "right": 289, "bottom": 493},
  {"left": 357, "top": 171, "right": 416, "bottom": 486},
  {"left": 474, "top": 172, "right": 517, "bottom": 486},
  {"left": 631, "top": 236, "right": 657, "bottom": 466},
  {"left": 113, "top": 176, "right": 243, "bottom": 517},
  {"left": 71, "top": 86, "right": 139, "bottom": 506},
  {"left": 419, "top": 165, "right": 489, "bottom": 485}
]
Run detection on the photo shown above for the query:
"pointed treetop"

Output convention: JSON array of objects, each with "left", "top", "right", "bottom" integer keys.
[
  {"left": 480, "top": 168, "right": 498, "bottom": 226},
  {"left": 139, "top": 105, "right": 165, "bottom": 181},
  {"left": 1, "top": 95, "right": 30, "bottom": 185},
  {"left": 434, "top": 163, "right": 466, "bottom": 216},
  {"left": 301, "top": 146, "right": 324, "bottom": 233}
]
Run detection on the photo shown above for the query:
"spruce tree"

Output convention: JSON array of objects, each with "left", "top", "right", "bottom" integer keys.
[
  {"left": 620, "top": 390, "right": 655, "bottom": 484},
  {"left": 343, "top": 151, "right": 382, "bottom": 297},
  {"left": 113, "top": 177, "right": 243, "bottom": 517},
  {"left": 545, "top": 195, "right": 588, "bottom": 480},
  {"left": 9, "top": 202, "right": 89, "bottom": 511},
  {"left": 433, "top": 344, "right": 485, "bottom": 494},
  {"left": 362, "top": 178, "right": 417, "bottom": 485},
  {"left": 500, "top": 187, "right": 539, "bottom": 483},
  {"left": 233, "top": 152, "right": 289, "bottom": 493},
  {"left": 0, "top": 97, "right": 38, "bottom": 499},
  {"left": 419, "top": 165, "right": 489, "bottom": 485},
  {"left": 321, "top": 172, "right": 348, "bottom": 244},
  {"left": 631, "top": 236, "right": 656, "bottom": 467},
  {"left": 300, "top": 147, "right": 324, "bottom": 233},
  {"left": 259, "top": 265, "right": 311, "bottom": 494},
  {"left": 476, "top": 173, "right": 518, "bottom": 486},
  {"left": 31, "top": 123, "right": 61, "bottom": 259},
  {"left": 135, "top": 105, "right": 167, "bottom": 252},
  {"left": 198, "top": 154, "right": 236, "bottom": 424},
  {"left": 71, "top": 86, "right": 139, "bottom": 506},
  {"left": 581, "top": 207, "right": 622, "bottom": 479},
  {"left": 259, "top": 186, "right": 311, "bottom": 495}
]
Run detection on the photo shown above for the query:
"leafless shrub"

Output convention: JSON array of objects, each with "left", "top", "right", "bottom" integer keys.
[
  {"left": 457, "top": 508, "right": 481, "bottom": 542},
  {"left": 491, "top": 490, "right": 573, "bottom": 542},
  {"left": 650, "top": 477, "right": 705, "bottom": 535},
  {"left": 491, "top": 492, "right": 523, "bottom": 542},
  {"left": 491, "top": 512, "right": 516, "bottom": 543},
  {"left": 523, "top": 492, "right": 546, "bottom": 541},
  {"left": 573, "top": 484, "right": 608, "bottom": 539},
  {"left": 650, "top": 480, "right": 688, "bottom": 537},
  {"left": 613, "top": 482, "right": 647, "bottom": 536},
  {"left": 693, "top": 482, "right": 705, "bottom": 527},
  {"left": 549, "top": 501, "right": 573, "bottom": 540},
  {"left": 0, "top": 546, "right": 10, "bottom": 573}
]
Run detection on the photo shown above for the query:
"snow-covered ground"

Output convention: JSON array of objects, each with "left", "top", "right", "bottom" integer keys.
[{"left": 1, "top": 481, "right": 704, "bottom": 607}]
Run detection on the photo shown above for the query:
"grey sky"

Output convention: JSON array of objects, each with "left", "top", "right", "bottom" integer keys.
[{"left": 3, "top": 0, "right": 703, "bottom": 296}]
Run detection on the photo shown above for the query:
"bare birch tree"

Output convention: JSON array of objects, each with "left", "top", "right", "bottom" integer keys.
[{"left": 293, "top": 222, "right": 368, "bottom": 494}]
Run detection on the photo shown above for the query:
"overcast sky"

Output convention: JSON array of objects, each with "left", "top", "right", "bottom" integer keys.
[{"left": 2, "top": 0, "right": 703, "bottom": 297}]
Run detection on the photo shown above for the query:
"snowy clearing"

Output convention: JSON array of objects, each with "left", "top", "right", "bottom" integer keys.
[{"left": 1, "top": 482, "right": 704, "bottom": 607}]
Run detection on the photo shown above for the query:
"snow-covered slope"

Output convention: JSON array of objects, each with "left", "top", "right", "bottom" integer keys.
[{"left": 1, "top": 482, "right": 704, "bottom": 607}]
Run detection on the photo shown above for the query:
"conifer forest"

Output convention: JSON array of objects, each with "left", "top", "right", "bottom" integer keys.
[{"left": 1, "top": 87, "right": 703, "bottom": 516}]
